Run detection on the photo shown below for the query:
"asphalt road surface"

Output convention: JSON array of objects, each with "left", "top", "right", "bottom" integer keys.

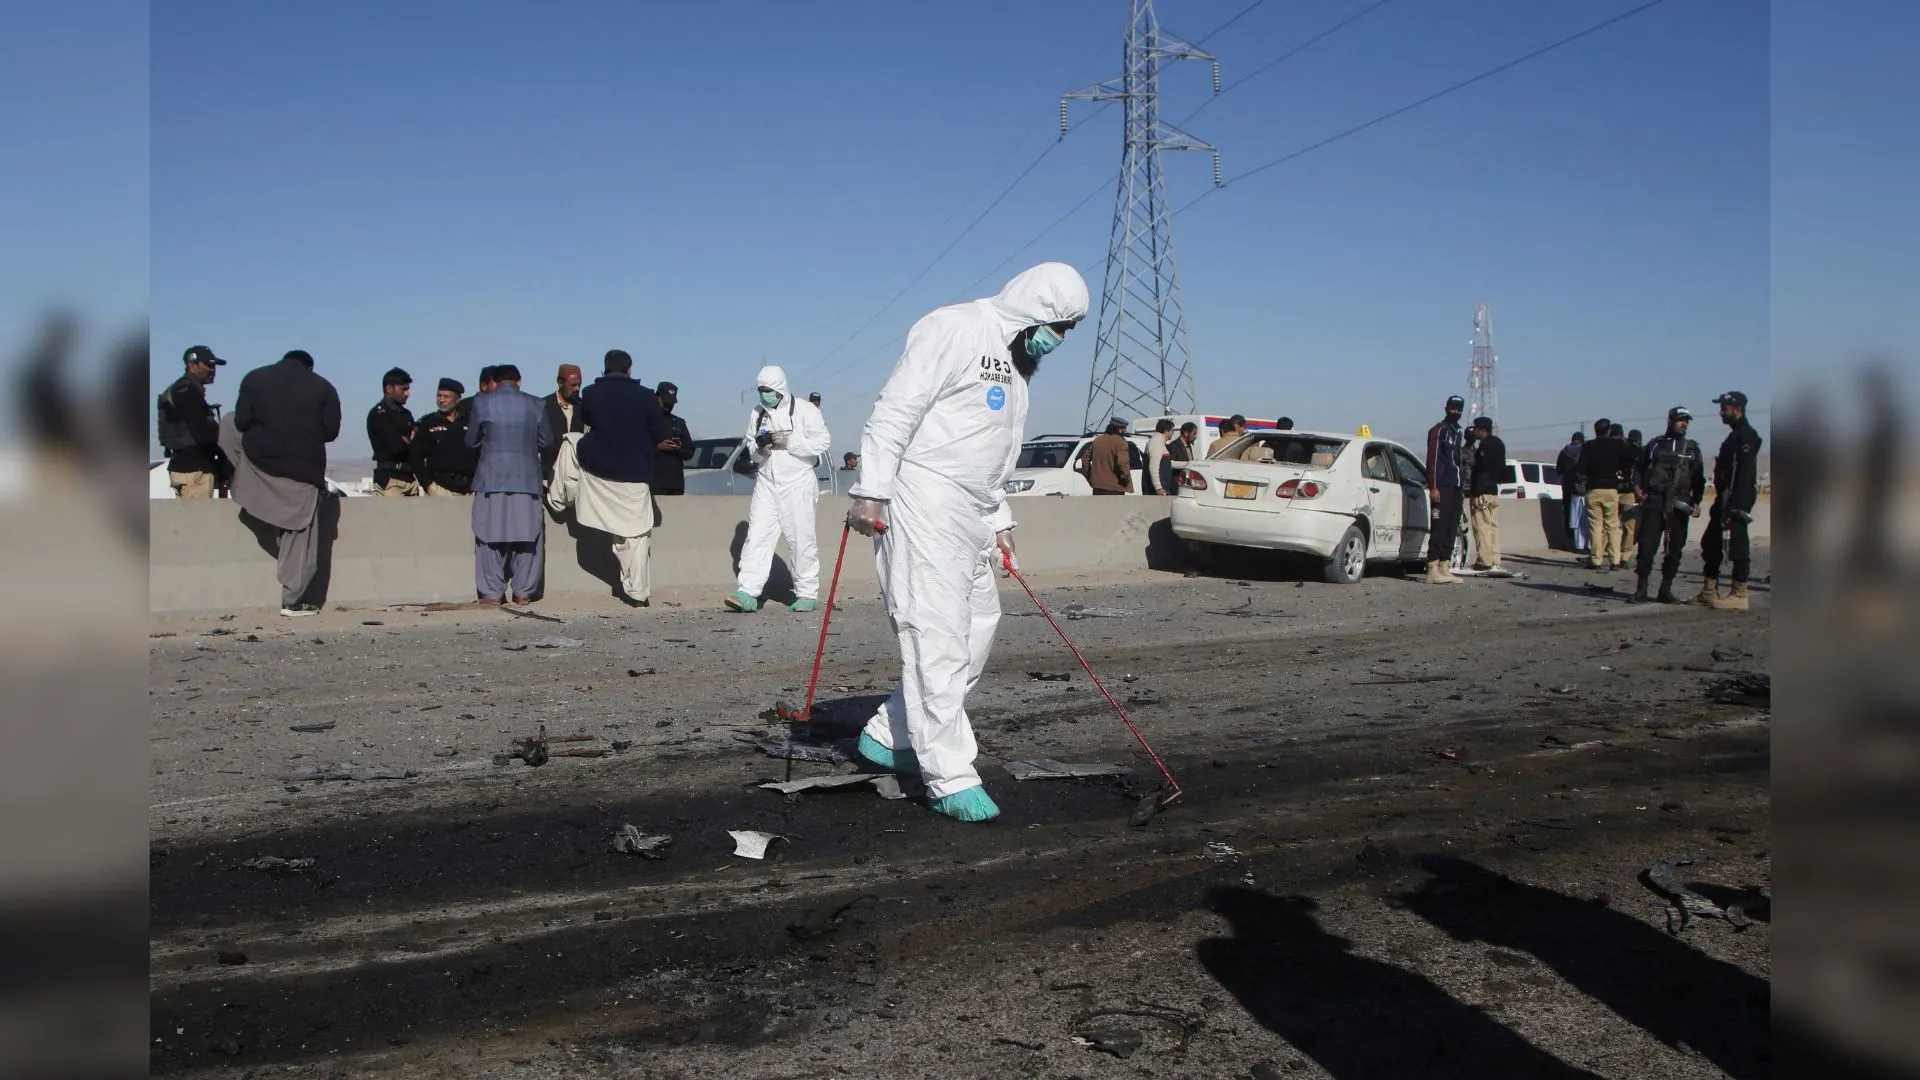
[{"left": 149, "top": 550, "right": 1772, "bottom": 1079}]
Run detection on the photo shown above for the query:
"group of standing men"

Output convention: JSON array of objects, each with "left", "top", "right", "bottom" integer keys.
[{"left": 1550, "top": 393, "right": 1763, "bottom": 607}]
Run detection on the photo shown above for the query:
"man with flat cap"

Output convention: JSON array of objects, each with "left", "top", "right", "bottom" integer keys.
[
  {"left": 367, "top": 366, "right": 417, "bottom": 496},
  {"left": 540, "top": 363, "right": 585, "bottom": 484},
  {"left": 653, "top": 380, "right": 695, "bottom": 495},
  {"left": 157, "top": 345, "right": 230, "bottom": 498}
]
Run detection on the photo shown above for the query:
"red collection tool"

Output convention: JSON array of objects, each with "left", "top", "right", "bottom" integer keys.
[{"left": 1001, "top": 550, "right": 1182, "bottom": 805}]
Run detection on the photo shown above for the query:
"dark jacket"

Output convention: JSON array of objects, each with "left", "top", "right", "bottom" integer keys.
[
  {"left": 653, "top": 410, "right": 695, "bottom": 493},
  {"left": 576, "top": 373, "right": 671, "bottom": 485},
  {"left": 158, "top": 373, "right": 225, "bottom": 474},
  {"left": 412, "top": 400, "right": 481, "bottom": 492},
  {"left": 1639, "top": 432, "right": 1706, "bottom": 508},
  {"left": 539, "top": 392, "right": 586, "bottom": 481},
  {"left": 1577, "top": 436, "right": 1632, "bottom": 493},
  {"left": 366, "top": 398, "right": 415, "bottom": 483},
  {"left": 1467, "top": 434, "right": 1507, "bottom": 497},
  {"left": 1713, "top": 418, "right": 1763, "bottom": 514},
  {"left": 1425, "top": 418, "right": 1464, "bottom": 489},
  {"left": 1617, "top": 439, "right": 1644, "bottom": 493},
  {"left": 1556, "top": 441, "right": 1586, "bottom": 495},
  {"left": 233, "top": 356, "right": 341, "bottom": 487},
  {"left": 466, "top": 384, "right": 551, "bottom": 496}
]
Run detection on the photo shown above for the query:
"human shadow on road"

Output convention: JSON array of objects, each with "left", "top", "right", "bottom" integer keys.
[
  {"left": 1196, "top": 887, "right": 1602, "bottom": 1079},
  {"left": 1403, "top": 856, "right": 1770, "bottom": 1079}
]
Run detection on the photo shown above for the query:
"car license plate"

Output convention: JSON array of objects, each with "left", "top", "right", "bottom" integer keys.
[{"left": 1224, "top": 481, "right": 1258, "bottom": 500}]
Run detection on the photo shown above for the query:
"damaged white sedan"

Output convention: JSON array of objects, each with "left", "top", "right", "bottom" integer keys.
[{"left": 1169, "top": 429, "right": 1435, "bottom": 584}]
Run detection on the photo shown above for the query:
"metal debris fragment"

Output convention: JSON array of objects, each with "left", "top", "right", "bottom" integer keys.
[
  {"left": 1026, "top": 671, "right": 1072, "bottom": 682},
  {"left": 759, "top": 773, "right": 881, "bottom": 795},
  {"left": 734, "top": 730, "right": 848, "bottom": 764},
  {"left": 531, "top": 635, "right": 585, "bottom": 649},
  {"left": 1646, "top": 855, "right": 1751, "bottom": 933},
  {"left": 1707, "top": 671, "right": 1770, "bottom": 708},
  {"left": 1003, "top": 759, "right": 1129, "bottom": 781},
  {"left": 238, "top": 856, "right": 314, "bottom": 875},
  {"left": 288, "top": 721, "right": 336, "bottom": 733},
  {"left": 1201, "top": 842, "right": 1243, "bottom": 863},
  {"left": 609, "top": 825, "right": 672, "bottom": 859},
  {"left": 727, "top": 830, "right": 786, "bottom": 860}
]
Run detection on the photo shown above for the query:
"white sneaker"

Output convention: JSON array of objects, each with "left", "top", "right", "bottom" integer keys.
[{"left": 279, "top": 602, "right": 319, "bottom": 617}]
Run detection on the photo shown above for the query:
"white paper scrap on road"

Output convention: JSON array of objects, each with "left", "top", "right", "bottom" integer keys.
[
  {"left": 870, "top": 774, "right": 906, "bottom": 799},
  {"left": 1003, "top": 759, "right": 1129, "bottom": 781},
  {"left": 727, "top": 830, "right": 786, "bottom": 859}
]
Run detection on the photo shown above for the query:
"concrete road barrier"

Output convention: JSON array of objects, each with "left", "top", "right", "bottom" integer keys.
[{"left": 148, "top": 494, "right": 1770, "bottom": 614}]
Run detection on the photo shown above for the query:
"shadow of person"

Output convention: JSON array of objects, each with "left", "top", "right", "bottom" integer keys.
[
  {"left": 564, "top": 519, "right": 622, "bottom": 598},
  {"left": 1403, "top": 856, "right": 1770, "bottom": 1079},
  {"left": 728, "top": 520, "right": 793, "bottom": 604},
  {"left": 1197, "top": 887, "right": 1602, "bottom": 1079}
]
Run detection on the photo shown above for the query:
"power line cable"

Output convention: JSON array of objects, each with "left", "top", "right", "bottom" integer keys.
[{"left": 1174, "top": 0, "right": 1676, "bottom": 216}]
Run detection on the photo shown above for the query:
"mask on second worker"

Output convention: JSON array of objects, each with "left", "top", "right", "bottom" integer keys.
[{"left": 758, "top": 390, "right": 782, "bottom": 408}]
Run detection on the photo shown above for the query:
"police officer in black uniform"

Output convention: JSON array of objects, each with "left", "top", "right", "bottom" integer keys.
[
  {"left": 366, "top": 366, "right": 417, "bottom": 495},
  {"left": 1628, "top": 407, "right": 1706, "bottom": 604},
  {"left": 1693, "top": 390, "right": 1764, "bottom": 610},
  {"left": 157, "top": 345, "right": 229, "bottom": 498},
  {"left": 412, "top": 378, "right": 480, "bottom": 496}
]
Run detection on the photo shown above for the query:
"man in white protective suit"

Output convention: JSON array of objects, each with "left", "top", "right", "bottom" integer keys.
[
  {"left": 845, "top": 262, "right": 1089, "bottom": 822},
  {"left": 726, "top": 365, "right": 832, "bottom": 613}
]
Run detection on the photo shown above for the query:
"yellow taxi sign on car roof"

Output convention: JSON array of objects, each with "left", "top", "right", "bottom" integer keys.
[{"left": 1356, "top": 423, "right": 1372, "bottom": 437}]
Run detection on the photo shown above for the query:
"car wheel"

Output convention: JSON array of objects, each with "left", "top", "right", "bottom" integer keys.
[{"left": 1323, "top": 524, "right": 1367, "bottom": 585}]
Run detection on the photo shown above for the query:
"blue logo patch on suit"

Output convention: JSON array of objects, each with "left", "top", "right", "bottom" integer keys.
[{"left": 986, "top": 385, "right": 1006, "bottom": 411}]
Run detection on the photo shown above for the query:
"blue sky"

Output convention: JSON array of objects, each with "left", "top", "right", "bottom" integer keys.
[{"left": 142, "top": 0, "right": 1775, "bottom": 458}]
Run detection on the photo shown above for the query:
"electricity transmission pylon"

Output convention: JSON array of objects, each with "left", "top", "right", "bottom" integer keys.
[
  {"left": 1063, "top": 0, "right": 1221, "bottom": 431},
  {"left": 1468, "top": 302, "right": 1497, "bottom": 427}
]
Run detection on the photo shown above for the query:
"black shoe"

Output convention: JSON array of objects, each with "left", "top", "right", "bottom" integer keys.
[
  {"left": 279, "top": 602, "right": 320, "bottom": 618},
  {"left": 1656, "top": 579, "right": 1679, "bottom": 604},
  {"left": 1629, "top": 578, "right": 1650, "bottom": 604}
]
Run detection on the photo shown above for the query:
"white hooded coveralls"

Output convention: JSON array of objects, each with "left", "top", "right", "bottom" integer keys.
[
  {"left": 736, "top": 365, "right": 832, "bottom": 600},
  {"left": 851, "top": 263, "right": 1090, "bottom": 799}
]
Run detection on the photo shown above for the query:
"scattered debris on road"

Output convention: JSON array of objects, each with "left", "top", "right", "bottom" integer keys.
[
  {"left": 1645, "top": 854, "right": 1753, "bottom": 933},
  {"left": 531, "top": 635, "right": 585, "bottom": 649},
  {"left": 285, "top": 763, "right": 418, "bottom": 782},
  {"left": 508, "top": 726, "right": 551, "bottom": 767},
  {"left": 237, "top": 856, "right": 314, "bottom": 875},
  {"left": 609, "top": 824, "right": 672, "bottom": 858},
  {"left": 1004, "top": 759, "right": 1129, "bottom": 781},
  {"left": 216, "top": 950, "right": 248, "bottom": 966},
  {"left": 1026, "top": 671, "right": 1072, "bottom": 682},
  {"left": 735, "top": 731, "right": 848, "bottom": 764},
  {"left": 1201, "top": 842, "right": 1243, "bottom": 863},
  {"left": 870, "top": 774, "right": 905, "bottom": 800},
  {"left": 1708, "top": 671, "right": 1770, "bottom": 708},
  {"left": 1073, "top": 1025, "right": 1142, "bottom": 1059},
  {"left": 727, "top": 830, "right": 786, "bottom": 860},
  {"left": 288, "top": 721, "right": 336, "bottom": 733}
]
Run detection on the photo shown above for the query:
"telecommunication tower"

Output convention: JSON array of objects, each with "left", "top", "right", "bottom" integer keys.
[
  {"left": 1063, "top": 0, "right": 1221, "bottom": 431},
  {"left": 1468, "top": 302, "right": 1497, "bottom": 427}
]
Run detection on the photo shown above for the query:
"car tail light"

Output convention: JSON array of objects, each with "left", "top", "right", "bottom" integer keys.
[
  {"left": 1275, "top": 478, "right": 1323, "bottom": 499},
  {"left": 1517, "top": 490, "right": 1527, "bottom": 498},
  {"left": 1178, "top": 468, "right": 1208, "bottom": 491}
]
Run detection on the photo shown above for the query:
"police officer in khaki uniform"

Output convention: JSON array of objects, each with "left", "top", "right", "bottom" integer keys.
[{"left": 157, "top": 345, "right": 229, "bottom": 498}]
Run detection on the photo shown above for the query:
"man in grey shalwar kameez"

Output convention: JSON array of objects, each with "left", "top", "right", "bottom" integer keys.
[
  {"left": 226, "top": 348, "right": 341, "bottom": 616},
  {"left": 465, "top": 364, "right": 553, "bottom": 604}
]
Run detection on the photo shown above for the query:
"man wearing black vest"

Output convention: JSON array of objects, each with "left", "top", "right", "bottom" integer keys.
[{"left": 1629, "top": 407, "right": 1705, "bottom": 604}]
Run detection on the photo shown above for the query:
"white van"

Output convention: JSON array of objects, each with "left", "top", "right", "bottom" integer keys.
[
  {"left": 1004, "top": 433, "right": 1149, "bottom": 496},
  {"left": 1497, "top": 459, "right": 1561, "bottom": 501}
]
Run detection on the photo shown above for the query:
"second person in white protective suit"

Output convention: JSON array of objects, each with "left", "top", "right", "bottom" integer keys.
[
  {"left": 845, "top": 262, "right": 1089, "bottom": 822},
  {"left": 726, "top": 365, "right": 832, "bottom": 613}
]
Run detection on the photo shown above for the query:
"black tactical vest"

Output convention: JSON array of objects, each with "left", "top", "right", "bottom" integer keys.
[{"left": 1643, "top": 436, "right": 1697, "bottom": 499}]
